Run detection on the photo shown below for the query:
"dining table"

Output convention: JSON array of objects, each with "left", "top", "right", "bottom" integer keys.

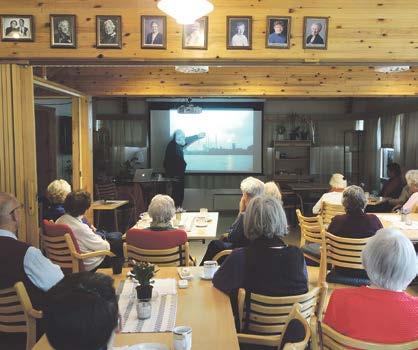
[
  {"left": 131, "top": 212, "right": 219, "bottom": 241},
  {"left": 376, "top": 212, "right": 418, "bottom": 242},
  {"left": 33, "top": 266, "right": 239, "bottom": 350}
]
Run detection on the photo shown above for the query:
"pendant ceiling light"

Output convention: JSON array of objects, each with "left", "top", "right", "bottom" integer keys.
[{"left": 157, "top": 0, "right": 214, "bottom": 25}]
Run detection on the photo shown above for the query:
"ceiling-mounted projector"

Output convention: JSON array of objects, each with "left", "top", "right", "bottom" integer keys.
[{"left": 177, "top": 98, "right": 202, "bottom": 114}]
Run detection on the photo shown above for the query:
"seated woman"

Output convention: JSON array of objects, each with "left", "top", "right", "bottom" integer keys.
[
  {"left": 126, "top": 194, "right": 187, "bottom": 250},
  {"left": 379, "top": 162, "right": 405, "bottom": 199},
  {"left": 264, "top": 181, "right": 282, "bottom": 203},
  {"left": 312, "top": 173, "right": 347, "bottom": 214},
  {"left": 44, "top": 179, "right": 71, "bottom": 221},
  {"left": 213, "top": 195, "right": 307, "bottom": 296},
  {"left": 401, "top": 169, "right": 418, "bottom": 213},
  {"left": 56, "top": 191, "right": 123, "bottom": 271},
  {"left": 324, "top": 228, "right": 418, "bottom": 344},
  {"left": 328, "top": 185, "right": 383, "bottom": 278},
  {"left": 200, "top": 177, "right": 265, "bottom": 264}
]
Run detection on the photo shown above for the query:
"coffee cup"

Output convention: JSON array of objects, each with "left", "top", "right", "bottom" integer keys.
[
  {"left": 173, "top": 326, "right": 192, "bottom": 350},
  {"left": 203, "top": 260, "right": 218, "bottom": 279},
  {"left": 111, "top": 257, "right": 123, "bottom": 275},
  {"left": 199, "top": 208, "right": 208, "bottom": 218}
]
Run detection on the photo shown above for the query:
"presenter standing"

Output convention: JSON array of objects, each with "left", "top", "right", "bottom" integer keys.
[{"left": 163, "top": 130, "right": 206, "bottom": 207}]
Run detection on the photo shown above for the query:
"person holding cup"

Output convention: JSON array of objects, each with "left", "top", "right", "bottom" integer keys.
[{"left": 213, "top": 195, "right": 308, "bottom": 296}]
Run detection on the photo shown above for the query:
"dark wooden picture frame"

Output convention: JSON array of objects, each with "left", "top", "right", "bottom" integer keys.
[
  {"left": 50, "top": 14, "right": 76, "bottom": 48},
  {"left": 182, "top": 16, "right": 208, "bottom": 50},
  {"left": 1, "top": 15, "right": 34, "bottom": 42},
  {"left": 303, "top": 16, "right": 329, "bottom": 50},
  {"left": 96, "top": 15, "right": 122, "bottom": 49},
  {"left": 266, "top": 16, "right": 291, "bottom": 49},
  {"left": 227, "top": 16, "right": 252, "bottom": 50},
  {"left": 141, "top": 15, "right": 166, "bottom": 49}
]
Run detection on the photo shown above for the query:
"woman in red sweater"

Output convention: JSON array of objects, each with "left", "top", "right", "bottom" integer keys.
[{"left": 324, "top": 228, "right": 418, "bottom": 344}]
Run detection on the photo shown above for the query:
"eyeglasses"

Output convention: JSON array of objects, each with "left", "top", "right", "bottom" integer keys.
[{"left": 9, "top": 204, "right": 23, "bottom": 215}]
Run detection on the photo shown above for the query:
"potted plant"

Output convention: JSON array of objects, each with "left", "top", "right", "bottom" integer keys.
[
  {"left": 289, "top": 126, "right": 300, "bottom": 140},
  {"left": 275, "top": 125, "right": 286, "bottom": 141},
  {"left": 131, "top": 260, "right": 157, "bottom": 300}
]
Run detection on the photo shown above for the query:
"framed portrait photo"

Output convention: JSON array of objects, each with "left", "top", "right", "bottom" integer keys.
[
  {"left": 303, "top": 16, "right": 329, "bottom": 50},
  {"left": 50, "top": 14, "right": 76, "bottom": 48},
  {"left": 96, "top": 15, "right": 122, "bottom": 49},
  {"left": 227, "top": 16, "right": 252, "bottom": 50},
  {"left": 141, "top": 15, "right": 166, "bottom": 49},
  {"left": 182, "top": 16, "right": 208, "bottom": 50},
  {"left": 1, "top": 15, "right": 34, "bottom": 42},
  {"left": 266, "top": 16, "right": 291, "bottom": 49}
]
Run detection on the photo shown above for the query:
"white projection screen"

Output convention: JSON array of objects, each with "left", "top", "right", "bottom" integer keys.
[{"left": 150, "top": 109, "right": 263, "bottom": 174}]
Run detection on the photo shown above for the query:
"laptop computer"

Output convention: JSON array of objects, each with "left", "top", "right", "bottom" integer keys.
[{"left": 133, "top": 168, "right": 153, "bottom": 182}]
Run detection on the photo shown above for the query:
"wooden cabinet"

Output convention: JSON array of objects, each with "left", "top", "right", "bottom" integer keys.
[{"left": 272, "top": 141, "right": 311, "bottom": 182}]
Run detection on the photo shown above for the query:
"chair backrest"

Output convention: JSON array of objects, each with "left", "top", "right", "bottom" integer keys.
[
  {"left": 124, "top": 241, "right": 190, "bottom": 266},
  {"left": 95, "top": 182, "right": 117, "bottom": 200},
  {"left": 280, "top": 304, "right": 311, "bottom": 350},
  {"left": 0, "top": 282, "right": 42, "bottom": 350},
  {"left": 412, "top": 204, "right": 418, "bottom": 213},
  {"left": 318, "top": 322, "right": 418, "bottom": 350},
  {"left": 296, "top": 209, "right": 324, "bottom": 246},
  {"left": 42, "top": 219, "right": 83, "bottom": 273},
  {"left": 237, "top": 286, "right": 325, "bottom": 341},
  {"left": 319, "top": 231, "right": 369, "bottom": 284},
  {"left": 213, "top": 249, "right": 232, "bottom": 263},
  {"left": 321, "top": 202, "right": 345, "bottom": 226},
  {"left": 126, "top": 228, "right": 187, "bottom": 250}
]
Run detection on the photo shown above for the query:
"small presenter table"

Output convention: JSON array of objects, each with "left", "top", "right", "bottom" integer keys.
[{"left": 91, "top": 200, "right": 129, "bottom": 232}]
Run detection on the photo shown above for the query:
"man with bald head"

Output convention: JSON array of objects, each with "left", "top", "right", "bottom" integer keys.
[{"left": 0, "top": 192, "right": 63, "bottom": 309}]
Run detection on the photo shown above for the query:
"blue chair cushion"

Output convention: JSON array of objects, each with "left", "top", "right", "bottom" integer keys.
[{"left": 326, "top": 268, "right": 370, "bottom": 286}]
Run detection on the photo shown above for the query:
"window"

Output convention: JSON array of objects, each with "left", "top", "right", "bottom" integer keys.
[
  {"left": 380, "top": 147, "right": 394, "bottom": 178},
  {"left": 355, "top": 120, "right": 364, "bottom": 131}
]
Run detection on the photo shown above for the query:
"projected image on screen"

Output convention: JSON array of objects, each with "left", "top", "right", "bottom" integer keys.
[{"left": 170, "top": 109, "right": 256, "bottom": 172}]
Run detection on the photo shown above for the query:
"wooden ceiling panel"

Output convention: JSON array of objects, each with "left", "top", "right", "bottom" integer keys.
[{"left": 34, "top": 66, "right": 418, "bottom": 97}]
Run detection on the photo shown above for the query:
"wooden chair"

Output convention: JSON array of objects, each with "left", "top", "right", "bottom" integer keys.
[
  {"left": 281, "top": 304, "right": 312, "bottom": 350},
  {"left": 236, "top": 285, "right": 327, "bottom": 349},
  {"left": 95, "top": 182, "right": 136, "bottom": 231},
  {"left": 213, "top": 249, "right": 232, "bottom": 263},
  {"left": 42, "top": 220, "right": 115, "bottom": 273},
  {"left": 412, "top": 204, "right": 418, "bottom": 213},
  {"left": 0, "top": 282, "right": 42, "bottom": 350},
  {"left": 124, "top": 242, "right": 190, "bottom": 266},
  {"left": 296, "top": 209, "right": 324, "bottom": 264},
  {"left": 316, "top": 322, "right": 418, "bottom": 350},
  {"left": 319, "top": 230, "right": 370, "bottom": 286},
  {"left": 321, "top": 202, "right": 345, "bottom": 226}
]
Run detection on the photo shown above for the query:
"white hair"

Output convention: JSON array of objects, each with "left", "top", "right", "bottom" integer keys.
[
  {"left": 329, "top": 173, "right": 347, "bottom": 189},
  {"left": 244, "top": 195, "right": 288, "bottom": 241},
  {"left": 362, "top": 228, "right": 417, "bottom": 291},
  {"left": 148, "top": 194, "right": 175, "bottom": 225},
  {"left": 240, "top": 177, "right": 264, "bottom": 198},
  {"left": 342, "top": 185, "right": 367, "bottom": 213},
  {"left": 405, "top": 169, "right": 418, "bottom": 187},
  {"left": 47, "top": 179, "right": 72, "bottom": 204},
  {"left": 264, "top": 181, "right": 282, "bottom": 201}
]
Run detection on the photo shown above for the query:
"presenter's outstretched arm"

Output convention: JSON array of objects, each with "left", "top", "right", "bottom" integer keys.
[{"left": 184, "top": 132, "right": 206, "bottom": 149}]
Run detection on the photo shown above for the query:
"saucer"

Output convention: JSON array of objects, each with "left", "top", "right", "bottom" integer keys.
[{"left": 200, "top": 273, "right": 215, "bottom": 280}]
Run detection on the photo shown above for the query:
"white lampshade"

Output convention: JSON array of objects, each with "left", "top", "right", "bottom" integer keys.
[{"left": 157, "top": 0, "right": 214, "bottom": 25}]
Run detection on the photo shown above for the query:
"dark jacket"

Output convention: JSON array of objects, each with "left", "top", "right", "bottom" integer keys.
[
  {"left": 146, "top": 32, "right": 163, "bottom": 45},
  {"left": 306, "top": 34, "right": 324, "bottom": 44},
  {"left": 226, "top": 212, "right": 249, "bottom": 248},
  {"left": 163, "top": 135, "right": 199, "bottom": 178}
]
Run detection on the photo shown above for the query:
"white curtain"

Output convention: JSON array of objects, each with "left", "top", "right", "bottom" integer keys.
[
  {"left": 393, "top": 114, "right": 404, "bottom": 165},
  {"left": 363, "top": 117, "right": 381, "bottom": 191},
  {"left": 403, "top": 111, "right": 418, "bottom": 170}
]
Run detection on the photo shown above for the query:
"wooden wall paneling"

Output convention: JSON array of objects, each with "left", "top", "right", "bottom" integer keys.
[
  {"left": 41, "top": 66, "right": 418, "bottom": 97},
  {"left": 1, "top": 0, "right": 418, "bottom": 63},
  {"left": 0, "top": 64, "right": 38, "bottom": 245}
]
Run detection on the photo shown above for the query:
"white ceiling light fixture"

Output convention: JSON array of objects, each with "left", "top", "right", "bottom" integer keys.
[
  {"left": 175, "top": 65, "right": 209, "bottom": 74},
  {"left": 157, "top": 0, "right": 214, "bottom": 25},
  {"left": 374, "top": 65, "right": 410, "bottom": 73}
]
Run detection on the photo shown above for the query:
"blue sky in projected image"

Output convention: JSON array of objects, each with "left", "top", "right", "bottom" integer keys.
[{"left": 170, "top": 109, "right": 254, "bottom": 150}]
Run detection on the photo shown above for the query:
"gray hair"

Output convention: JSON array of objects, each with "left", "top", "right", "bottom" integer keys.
[
  {"left": 362, "top": 228, "right": 417, "bottom": 291},
  {"left": 342, "top": 185, "right": 367, "bottom": 213},
  {"left": 244, "top": 195, "right": 288, "bottom": 241},
  {"left": 405, "top": 169, "right": 418, "bottom": 187},
  {"left": 240, "top": 177, "right": 264, "bottom": 198},
  {"left": 264, "top": 181, "right": 282, "bottom": 202},
  {"left": 148, "top": 194, "right": 175, "bottom": 225},
  {"left": 312, "top": 22, "right": 323, "bottom": 31}
]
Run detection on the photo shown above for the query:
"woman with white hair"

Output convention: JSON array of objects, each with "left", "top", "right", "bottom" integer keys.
[
  {"left": 324, "top": 228, "right": 418, "bottom": 343},
  {"left": 44, "top": 179, "right": 72, "bottom": 221},
  {"left": 401, "top": 170, "right": 418, "bottom": 213},
  {"left": 213, "top": 195, "right": 307, "bottom": 295},
  {"left": 126, "top": 194, "right": 188, "bottom": 251},
  {"left": 264, "top": 181, "right": 282, "bottom": 203},
  {"left": 200, "top": 177, "right": 264, "bottom": 264},
  {"left": 312, "top": 173, "right": 347, "bottom": 214}
]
